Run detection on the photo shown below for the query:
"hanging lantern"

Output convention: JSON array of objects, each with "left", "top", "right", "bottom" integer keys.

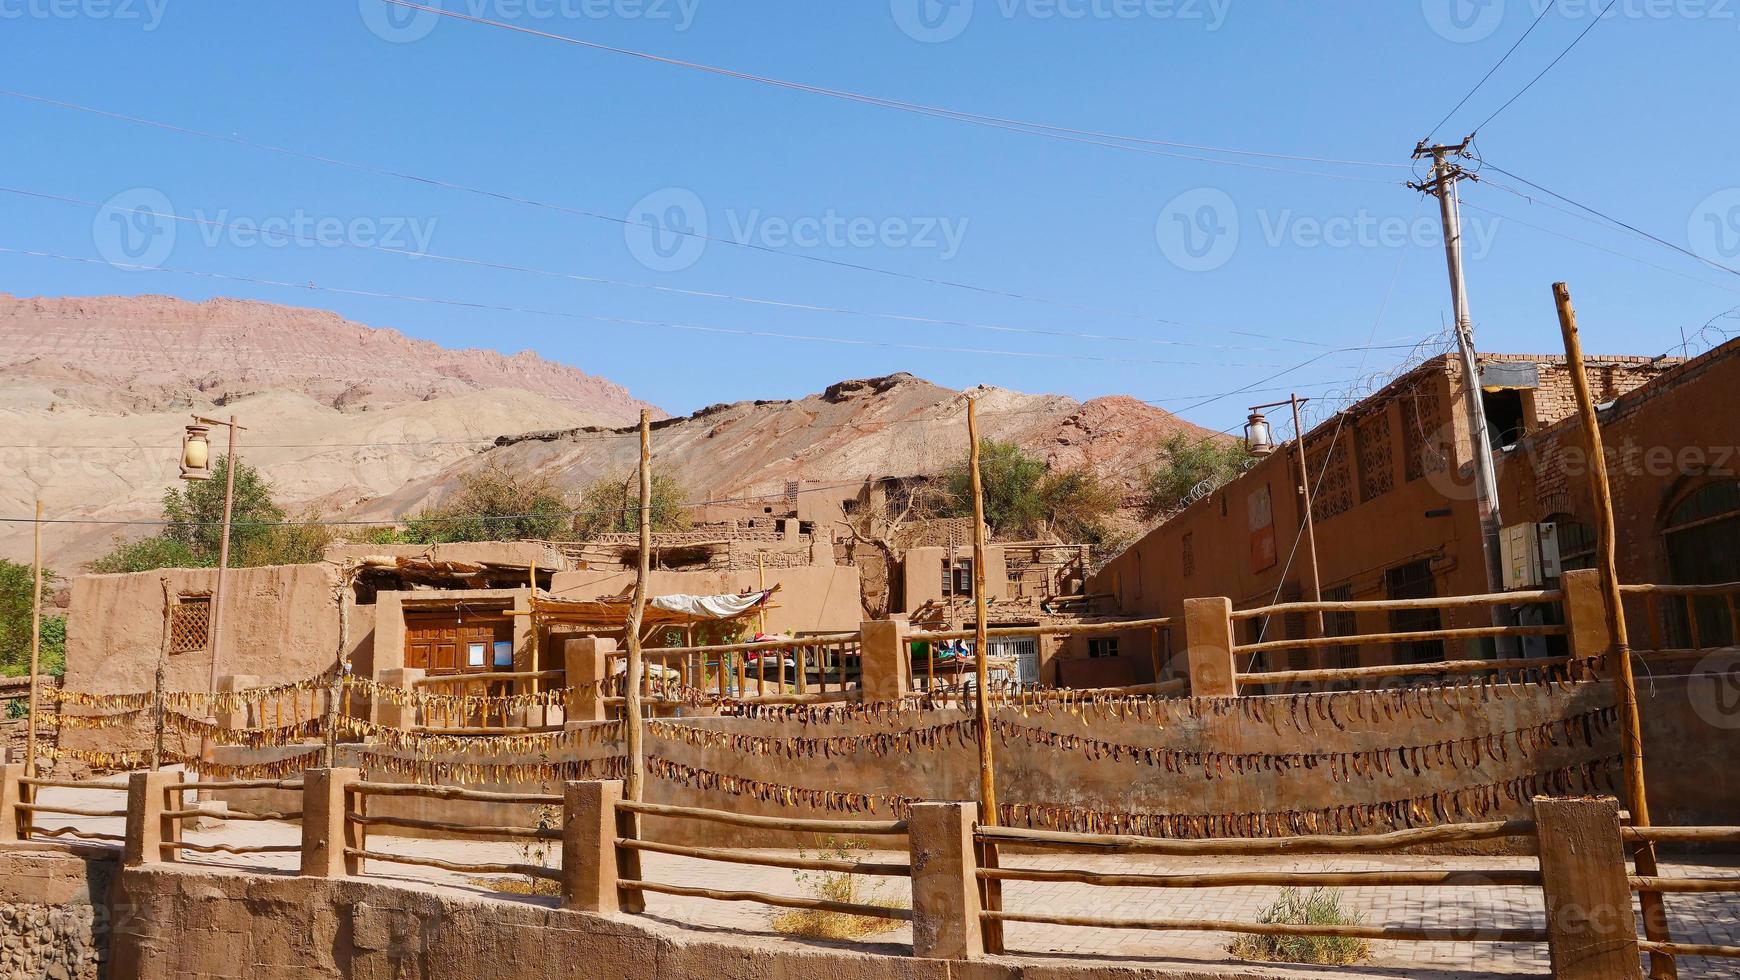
[
  {"left": 1243, "top": 411, "right": 1276, "bottom": 456},
  {"left": 180, "top": 424, "right": 213, "bottom": 480}
]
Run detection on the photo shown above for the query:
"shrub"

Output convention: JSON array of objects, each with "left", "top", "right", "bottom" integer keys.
[
  {"left": 1227, "top": 888, "right": 1371, "bottom": 965},
  {"left": 572, "top": 471, "right": 692, "bottom": 540},
  {"left": 400, "top": 464, "right": 575, "bottom": 543},
  {"left": 1141, "top": 433, "right": 1254, "bottom": 520},
  {"left": 770, "top": 838, "right": 908, "bottom": 941}
]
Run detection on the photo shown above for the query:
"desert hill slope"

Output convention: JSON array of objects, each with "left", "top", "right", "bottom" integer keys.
[{"left": 0, "top": 294, "right": 1214, "bottom": 572}]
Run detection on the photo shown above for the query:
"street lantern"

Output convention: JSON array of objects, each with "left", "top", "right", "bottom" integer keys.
[
  {"left": 1243, "top": 411, "right": 1276, "bottom": 456},
  {"left": 180, "top": 424, "right": 213, "bottom": 480}
]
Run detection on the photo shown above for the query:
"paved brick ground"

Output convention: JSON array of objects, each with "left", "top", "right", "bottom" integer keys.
[{"left": 24, "top": 778, "right": 1740, "bottom": 978}]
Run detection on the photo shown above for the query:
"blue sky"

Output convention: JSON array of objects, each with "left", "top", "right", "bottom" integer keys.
[{"left": 3, "top": 1, "right": 1738, "bottom": 433}]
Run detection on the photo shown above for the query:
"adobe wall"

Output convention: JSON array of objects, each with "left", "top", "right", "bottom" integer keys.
[
  {"left": 88, "top": 860, "right": 1259, "bottom": 980},
  {"left": 900, "top": 545, "right": 1008, "bottom": 613},
  {"left": 1497, "top": 337, "right": 1740, "bottom": 588},
  {"left": 63, "top": 563, "right": 365, "bottom": 757},
  {"left": 0, "top": 847, "right": 117, "bottom": 980},
  {"left": 547, "top": 565, "right": 863, "bottom": 635}
]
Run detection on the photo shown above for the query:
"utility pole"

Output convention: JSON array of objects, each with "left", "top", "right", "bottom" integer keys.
[{"left": 1411, "top": 138, "right": 1513, "bottom": 653}]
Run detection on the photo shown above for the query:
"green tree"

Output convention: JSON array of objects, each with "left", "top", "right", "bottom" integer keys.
[
  {"left": 399, "top": 464, "right": 577, "bottom": 543},
  {"left": 0, "top": 558, "right": 61, "bottom": 677},
  {"left": 1141, "top": 433, "right": 1255, "bottom": 520},
  {"left": 573, "top": 471, "right": 693, "bottom": 539},
  {"left": 89, "top": 456, "right": 327, "bottom": 573},
  {"left": 941, "top": 439, "right": 1049, "bottom": 538},
  {"left": 87, "top": 536, "right": 204, "bottom": 574},
  {"left": 162, "top": 455, "right": 286, "bottom": 562},
  {"left": 940, "top": 440, "right": 1119, "bottom": 542},
  {"left": 1035, "top": 468, "right": 1121, "bottom": 544}
]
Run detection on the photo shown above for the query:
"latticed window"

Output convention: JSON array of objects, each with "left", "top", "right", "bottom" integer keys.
[
  {"left": 1306, "top": 437, "right": 1354, "bottom": 523},
  {"left": 1399, "top": 388, "right": 1445, "bottom": 482},
  {"left": 169, "top": 596, "right": 211, "bottom": 654},
  {"left": 1356, "top": 411, "right": 1395, "bottom": 502}
]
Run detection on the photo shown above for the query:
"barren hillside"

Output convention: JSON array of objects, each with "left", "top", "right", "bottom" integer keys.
[{"left": 0, "top": 294, "right": 1216, "bottom": 573}]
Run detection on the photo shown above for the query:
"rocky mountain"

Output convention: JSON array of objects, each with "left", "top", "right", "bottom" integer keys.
[{"left": 0, "top": 294, "right": 1216, "bottom": 573}]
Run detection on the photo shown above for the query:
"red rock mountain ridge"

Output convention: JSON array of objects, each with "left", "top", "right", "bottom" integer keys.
[{"left": 0, "top": 293, "right": 656, "bottom": 419}]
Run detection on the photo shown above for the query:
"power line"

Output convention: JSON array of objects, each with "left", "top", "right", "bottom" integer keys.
[
  {"left": 0, "top": 89, "right": 1387, "bottom": 340},
  {"left": 2, "top": 185, "right": 1328, "bottom": 352},
  {"left": 372, "top": 1, "right": 1409, "bottom": 178},
  {"left": 1457, "top": 199, "right": 1740, "bottom": 296},
  {"left": 1477, "top": 164, "right": 1740, "bottom": 279},
  {"left": 1470, "top": 0, "right": 1618, "bottom": 134},
  {"left": 1423, "top": 0, "right": 1558, "bottom": 142}
]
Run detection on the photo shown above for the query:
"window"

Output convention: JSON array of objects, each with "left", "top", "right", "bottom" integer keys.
[
  {"left": 1482, "top": 389, "right": 1528, "bottom": 448},
  {"left": 1322, "top": 583, "right": 1359, "bottom": 670},
  {"left": 1385, "top": 560, "right": 1445, "bottom": 663},
  {"left": 1549, "top": 514, "right": 1597, "bottom": 573},
  {"left": 1181, "top": 533, "right": 1195, "bottom": 577},
  {"left": 1087, "top": 638, "right": 1119, "bottom": 659},
  {"left": 1664, "top": 481, "right": 1740, "bottom": 646},
  {"left": 168, "top": 596, "right": 211, "bottom": 654},
  {"left": 941, "top": 558, "right": 974, "bottom": 597},
  {"left": 1355, "top": 411, "right": 1395, "bottom": 502}
]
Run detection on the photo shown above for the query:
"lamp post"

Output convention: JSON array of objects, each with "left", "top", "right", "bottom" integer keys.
[
  {"left": 1249, "top": 396, "right": 1323, "bottom": 639},
  {"left": 180, "top": 415, "right": 244, "bottom": 693}
]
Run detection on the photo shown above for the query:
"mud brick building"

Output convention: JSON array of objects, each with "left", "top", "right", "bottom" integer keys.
[{"left": 1081, "top": 342, "right": 1738, "bottom": 680}]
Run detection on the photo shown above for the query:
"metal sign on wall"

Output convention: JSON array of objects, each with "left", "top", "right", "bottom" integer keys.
[{"left": 1248, "top": 483, "right": 1277, "bottom": 573}]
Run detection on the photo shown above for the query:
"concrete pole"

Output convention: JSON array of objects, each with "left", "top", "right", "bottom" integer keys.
[{"left": 1415, "top": 143, "right": 1513, "bottom": 653}]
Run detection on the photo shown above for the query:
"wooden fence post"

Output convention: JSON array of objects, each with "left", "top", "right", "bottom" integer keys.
[
  {"left": 0, "top": 763, "right": 23, "bottom": 842},
  {"left": 562, "top": 779, "right": 623, "bottom": 914},
  {"left": 858, "top": 619, "right": 910, "bottom": 702},
  {"left": 562, "top": 638, "right": 615, "bottom": 725},
  {"left": 1535, "top": 796, "right": 1643, "bottom": 980},
  {"left": 124, "top": 770, "right": 180, "bottom": 867},
  {"left": 1183, "top": 596, "right": 1239, "bottom": 697},
  {"left": 1562, "top": 569, "right": 1615, "bottom": 663},
  {"left": 909, "top": 801, "right": 983, "bottom": 961},
  {"left": 301, "top": 767, "right": 362, "bottom": 877},
  {"left": 374, "top": 669, "right": 425, "bottom": 730}
]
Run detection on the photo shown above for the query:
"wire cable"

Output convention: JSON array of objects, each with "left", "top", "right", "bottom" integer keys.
[
  {"left": 1, "top": 185, "right": 1332, "bottom": 352},
  {"left": 373, "top": 1, "right": 1410, "bottom": 176},
  {"left": 1423, "top": 0, "right": 1557, "bottom": 142},
  {"left": 1470, "top": 0, "right": 1618, "bottom": 134},
  {"left": 0, "top": 90, "right": 1389, "bottom": 339},
  {"left": 1477, "top": 164, "right": 1740, "bottom": 279},
  {"left": 0, "top": 245, "right": 1387, "bottom": 370}
]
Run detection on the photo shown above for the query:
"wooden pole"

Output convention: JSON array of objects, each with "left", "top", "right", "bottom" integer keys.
[
  {"left": 625, "top": 410, "right": 652, "bottom": 802},
  {"left": 966, "top": 399, "right": 997, "bottom": 823},
  {"left": 1289, "top": 395, "right": 1325, "bottom": 642},
  {"left": 152, "top": 576, "right": 172, "bottom": 771},
  {"left": 24, "top": 499, "right": 44, "bottom": 776},
  {"left": 1553, "top": 281, "right": 1675, "bottom": 980}
]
